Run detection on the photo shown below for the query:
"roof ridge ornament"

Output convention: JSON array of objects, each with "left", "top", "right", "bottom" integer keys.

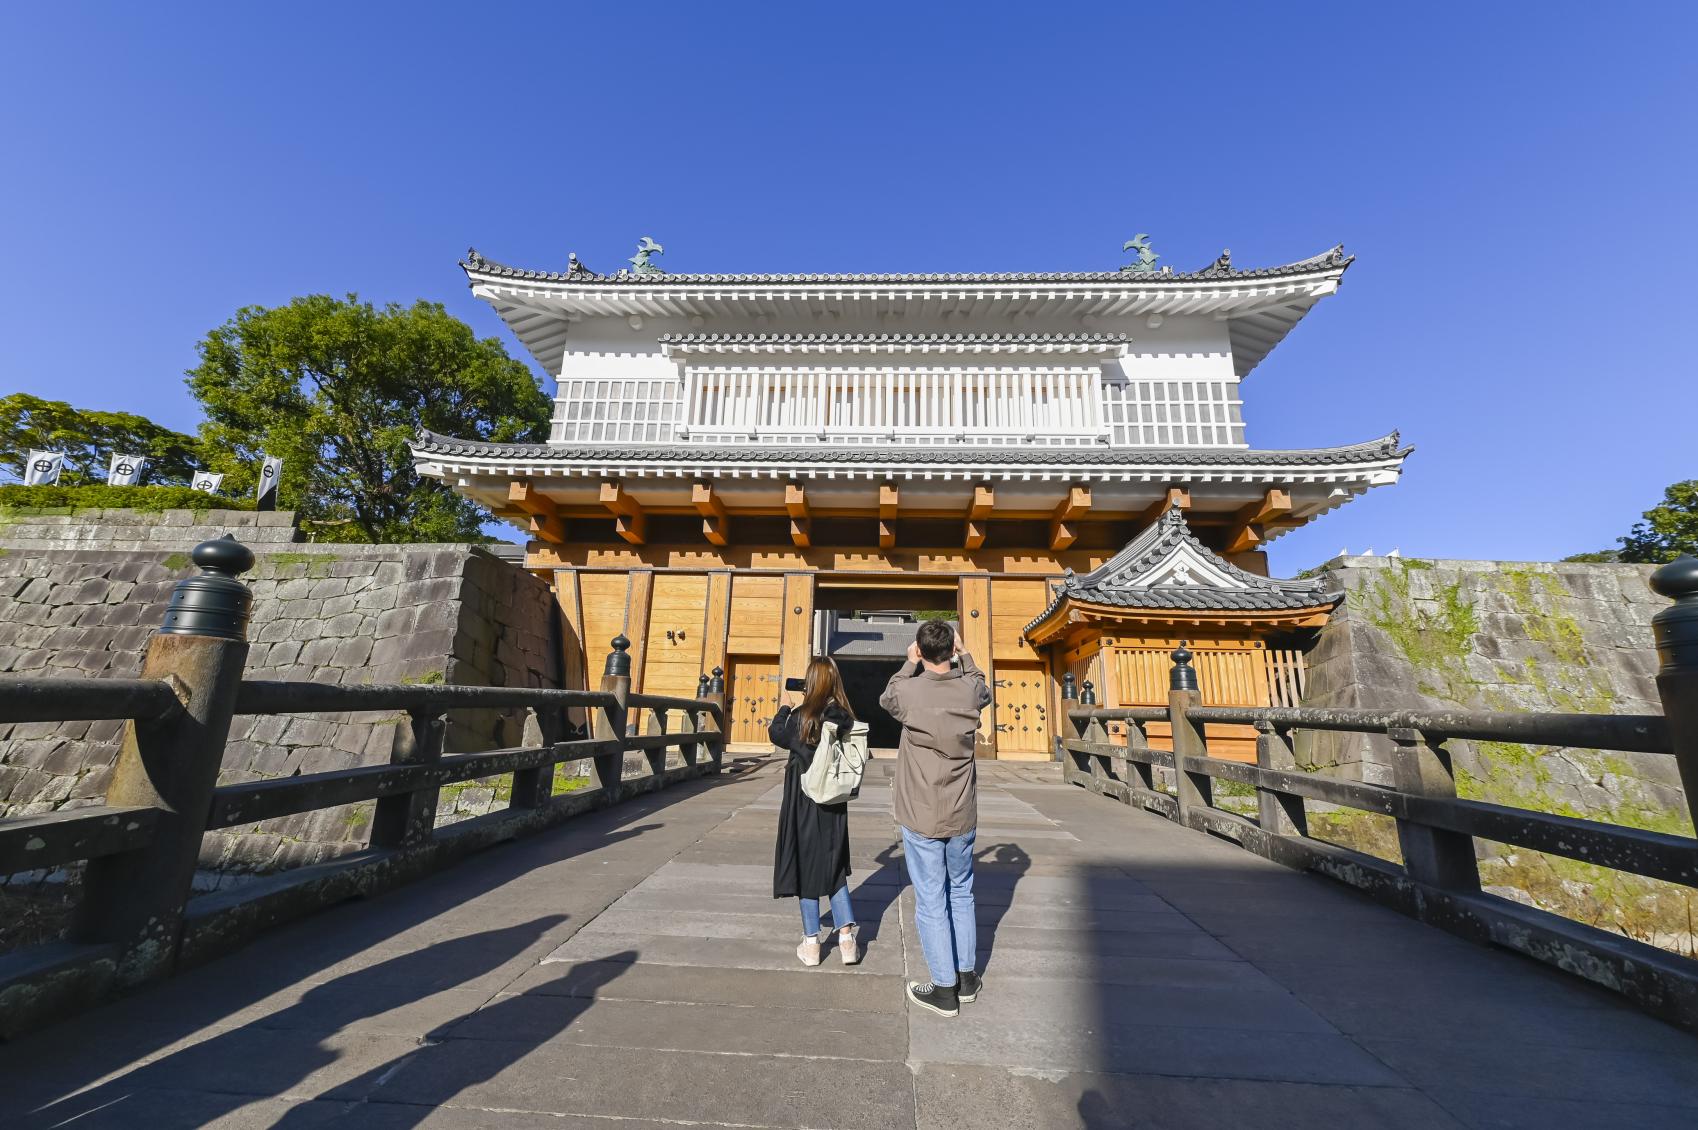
[
  {"left": 1120, "top": 233, "right": 1160, "bottom": 274},
  {"left": 628, "top": 236, "right": 665, "bottom": 276}
]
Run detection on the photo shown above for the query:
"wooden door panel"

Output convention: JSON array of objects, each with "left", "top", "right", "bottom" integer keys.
[
  {"left": 727, "top": 656, "right": 781, "bottom": 746},
  {"left": 993, "top": 661, "right": 1050, "bottom": 754}
]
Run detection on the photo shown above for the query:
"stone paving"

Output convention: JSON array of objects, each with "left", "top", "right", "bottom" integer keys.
[{"left": 3, "top": 759, "right": 1698, "bottom": 1129}]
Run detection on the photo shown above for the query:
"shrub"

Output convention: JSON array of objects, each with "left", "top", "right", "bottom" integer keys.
[{"left": 0, "top": 484, "right": 255, "bottom": 513}]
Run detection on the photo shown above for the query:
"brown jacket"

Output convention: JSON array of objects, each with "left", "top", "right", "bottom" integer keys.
[{"left": 881, "top": 652, "right": 993, "bottom": 839}]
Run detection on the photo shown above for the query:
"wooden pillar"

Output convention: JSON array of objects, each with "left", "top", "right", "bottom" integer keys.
[
  {"left": 779, "top": 572, "right": 815, "bottom": 684},
  {"left": 552, "top": 570, "right": 588, "bottom": 728},
  {"left": 624, "top": 569, "right": 655, "bottom": 699},
  {"left": 959, "top": 576, "right": 995, "bottom": 758},
  {"left": 701, "top": 571, "right": 732, "bottom": 679}
]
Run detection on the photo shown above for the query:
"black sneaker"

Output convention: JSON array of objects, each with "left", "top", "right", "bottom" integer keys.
[
  {"left": 957, "top": 970, "right": 981, "bottom": 1003},
  {"left": 906, "top": 980, "right": 960, "bottom": 1017}
]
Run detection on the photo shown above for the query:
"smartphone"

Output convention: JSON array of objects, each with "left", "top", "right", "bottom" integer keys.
[{"left": 784, "top": 677, "right": 806, "bottom": 692}]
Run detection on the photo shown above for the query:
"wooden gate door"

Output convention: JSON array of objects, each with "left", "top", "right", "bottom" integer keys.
[
  {"left": 727, "top": 656, "right": 781, "bottom": 746},
  {"left": 993, "top": 661, "right": 1050, "bottom": 755}
]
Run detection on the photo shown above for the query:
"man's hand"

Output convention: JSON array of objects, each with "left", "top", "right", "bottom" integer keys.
[
  {"left": 906, "top": 641, "right": 923, "bottom": 665},
  {"left": 952, "top": 629, "right": 965, "bottom": 655}
]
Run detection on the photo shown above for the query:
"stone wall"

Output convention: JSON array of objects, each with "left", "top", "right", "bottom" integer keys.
[
  {"left": 0, "top": 507, "right": 300, "bottom": 551},
  {"left": 0, "top": 509, "right": 564, "bottom": 875},
  {"left": 1299, "top": 556, "right": 1686, "bottom": 830}
]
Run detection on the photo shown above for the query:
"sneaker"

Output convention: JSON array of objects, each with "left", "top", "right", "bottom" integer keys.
[
  {"left": 957, "top": 970, "right": 981, "bottom": 1003},
  {"left": 906, "top": 980, "right": 960, "bottom": 1017},
  {"left": 796, "top": 937, "right": 822, "bottom": 967},
  {"left": 838, "top": 925, "right": 860, "bottom": 966}
]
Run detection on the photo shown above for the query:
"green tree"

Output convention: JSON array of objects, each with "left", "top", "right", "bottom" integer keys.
[
  {"left": 186, "top": 294, "right": 550, "bottom": 543},
  {"left": 0, "top": 393, "right": 201, "bottom": 486},
  {"left": 1618, "top": 480, "right": 1698, "bottom": 564}
]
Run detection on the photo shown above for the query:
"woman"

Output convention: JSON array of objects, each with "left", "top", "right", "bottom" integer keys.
[{"left": 770, "top": 657, "right": 860, "bottom": 966}]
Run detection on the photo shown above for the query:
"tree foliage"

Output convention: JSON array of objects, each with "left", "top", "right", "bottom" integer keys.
[
  {"left": 0, "top": 393, "right": 201, "bottom": 486},
  {"left": 186, "top": 294, "right": 550, "bottom": 543},
  {"left": 1618, "top": 480, "right": 1698, "bottom": 564}
]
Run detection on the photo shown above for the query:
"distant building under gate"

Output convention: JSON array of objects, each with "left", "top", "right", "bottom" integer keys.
[{"left": 412, "top": 245, "right": 1409, "bottom": 758}]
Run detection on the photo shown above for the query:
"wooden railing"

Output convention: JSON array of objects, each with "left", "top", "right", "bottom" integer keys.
[
  {"left": 681, "top": 366, "right": 1111, "bottom": 446},
  {"left": 0, "top": 537, "right": 728, "bottom": 1038},
  {"left": 1060, "top": 557, "right": 1698, "bottom": 1033}
]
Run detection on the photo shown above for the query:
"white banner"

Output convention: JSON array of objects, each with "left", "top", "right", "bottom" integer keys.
[
  {"left": 256, "top": 455, "right": 283, "bottom": 501},
  {"left": 107, "top": 453, "right": 146, "bottom": 486},
  {"left": 191, "top": 470, "right": 225, "bottom": 495},
  {"left": 24, "top": 450, "right": 65, "bottom": 485}
]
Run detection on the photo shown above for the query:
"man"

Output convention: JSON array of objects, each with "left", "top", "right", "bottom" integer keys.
[{"left": 880, "top": 618, "right": 993, "bottom": 1017}]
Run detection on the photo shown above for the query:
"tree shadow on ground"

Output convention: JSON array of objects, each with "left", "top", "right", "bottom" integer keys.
[
  {"left": 23, "top": 918, "right": 573, "bottom": 1128},
  {"left": 275, "top": 952, "right": 638, "bottom": 1128},
  {"left": 0, "top": 805, "right": 682, "bottom": 1118}
]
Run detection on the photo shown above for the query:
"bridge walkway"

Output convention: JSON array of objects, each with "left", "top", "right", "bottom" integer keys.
[{"left": 3, "top": 760, "right": 1696, "bottom": 1129}]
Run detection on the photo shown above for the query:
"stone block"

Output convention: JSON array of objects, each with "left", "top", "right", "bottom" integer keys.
[
  {"left": 332, "top": 636, "right": 373, "bottom": 668},
  {"left": 320, "top": 594, "right": 357, "bottom": 618},
  {"left": 318, "top": 611, "right": 359, "bottom": 638},
  {"left": 309, "top": 578, "right": 349, "bottom": 600}
]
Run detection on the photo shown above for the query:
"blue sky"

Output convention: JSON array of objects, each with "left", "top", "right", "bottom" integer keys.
[{"left": 2, "top": 3, "right": 1692, "bottom": 571}]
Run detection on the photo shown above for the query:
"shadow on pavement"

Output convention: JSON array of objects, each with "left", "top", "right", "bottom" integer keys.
[
  {"left": 23, "top": 918, "right": 573, "bottom": 1128},
  {"left": 0, "top": 795, "right": 701, "bottom": 1120}
]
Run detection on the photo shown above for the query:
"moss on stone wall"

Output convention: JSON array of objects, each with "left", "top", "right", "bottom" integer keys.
[{"left": 1359, "top": 560, "right": 1480, "bottom": 701}]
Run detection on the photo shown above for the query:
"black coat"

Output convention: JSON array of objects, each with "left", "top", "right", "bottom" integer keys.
[{"left": 770, "top": 703, "right": 853, "bottom": 900}]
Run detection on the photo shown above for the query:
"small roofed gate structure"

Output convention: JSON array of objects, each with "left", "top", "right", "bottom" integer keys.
[{"left": 1024, "top": 505, "right": 1337, "bottom": 759}]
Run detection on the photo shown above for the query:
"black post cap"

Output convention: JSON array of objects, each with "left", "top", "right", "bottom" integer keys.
[
  {"left": 159, "top": 535, "right": 256, "bottom": 641},
  {"left": 1079, "top": 680, "right": 1097, "bottom": 706},
  {"left": 604, "top": 634, "right": 632, "bottom": 678},
  {"left": 708, "top": 665, "right": 725, "bottom": 694},
  {"left": 1061, "top": 671, "right": 1077, "bottom": 701},
  {"left": 1169, "top": 642, "right": 1198, "bottom": 693},
  {"left": 1651, "top": 555, "right": 1698, "bottom": 674},
  {"left": 697, "top": 673, "right": 711, "bottom": 697}
]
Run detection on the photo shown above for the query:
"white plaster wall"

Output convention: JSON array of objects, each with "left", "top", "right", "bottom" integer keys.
[{"left": 550, "top": 309, "right": 1243, "bottom": 446}]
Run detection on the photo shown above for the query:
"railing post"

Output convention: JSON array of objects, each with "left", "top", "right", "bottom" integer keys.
[
  {"left": 1056, "top": 672, "right": 1077, "bottom": 762},
  {"left": 72, "top": 536, "right": 254, "bottom": 982},
  {"left": 702, "top": 666, "right": 727, "bottom": 774},
  {"left": 1254, "top": 721, "right": 1307, "bottom": 836},
  {"left": 1167, "top": 644, "right": 1212, "bottom": 820},
  {"left": 1388, "top": 726, "right": 1480, "bottom": 892},
  {"left": 644, "top": 702, "right": 669, "bottom": 778},
  {"left": 1650, "top": 556, "right": 1698, "bottom": 829},
  {"left": 591, "top": 636, "right": 632, "bottom": 802},
  {"left": 371, "top": 710, "right": 447, "bottom": 845},
  {"left": 509, "top": 705, "right": 563, "bottom": 810}
]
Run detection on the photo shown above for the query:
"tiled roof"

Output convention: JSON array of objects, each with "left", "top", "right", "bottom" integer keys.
[
  {"left": 656, "top": 331, "right": 1134, "bottom": 347},
  {"left": 462, "top": 246, "right": 1351, "bottom": 286},
  {"left": 412, "top": 431, "right": 1407, "bottom": 468},
  {"left": 1026, "top": 506, "right": 1340, "bottom": 626}
]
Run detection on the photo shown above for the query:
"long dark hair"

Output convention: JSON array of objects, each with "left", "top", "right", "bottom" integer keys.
[{"left": 798, "top": 657, "right": 854, "bottom": 746}]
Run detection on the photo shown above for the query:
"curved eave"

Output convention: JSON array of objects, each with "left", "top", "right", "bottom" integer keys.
[
  {"left": 1024, "top": 598, "right": 1336, "bottom": 646},
  {"left": 464, "top": 254, "right": 1350, "bottom": 378},
  {"left": 411, "top": 439, "right": 1409, "bottom": 491}
]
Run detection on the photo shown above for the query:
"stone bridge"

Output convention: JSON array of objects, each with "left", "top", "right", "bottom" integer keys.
[{"left": 1, "top": 540, "right": 1696, "bottom": 1129}]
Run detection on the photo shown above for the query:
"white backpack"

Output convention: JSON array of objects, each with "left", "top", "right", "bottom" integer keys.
[{"left": 801, "top": 718, "right": 870, "bottom": 805}]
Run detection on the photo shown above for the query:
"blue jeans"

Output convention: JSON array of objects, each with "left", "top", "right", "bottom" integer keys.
[
  {"left": 799, "top": 884, "right": 856, "bottom": 936},
  {"left": 901, "top": 825, "right": 976, "bottom": 987}
]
